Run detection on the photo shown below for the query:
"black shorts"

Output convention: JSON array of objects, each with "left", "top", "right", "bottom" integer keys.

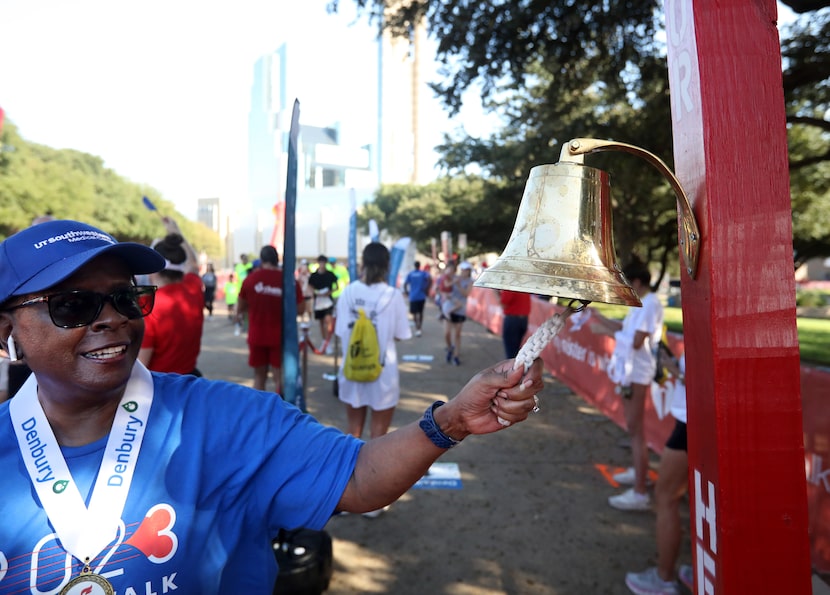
[
  {"left": 314, "top": 307, "right": 334, "bottom": 321},
  {"left": 665, "top": 420, "right": 687, "bottom": 452},
  {"left": 449, "top": 313, "right": 467, "bottom": 324},
  {"left": 409, "top": 299, "right": 426, "bottom": 315}
]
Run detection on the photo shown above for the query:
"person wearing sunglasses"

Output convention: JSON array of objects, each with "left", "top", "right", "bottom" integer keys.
[
  {"left": 138, "top": 217, "right": 204, "bottom": 376},
  {"left": 0, "top": 219, "right": 545, "bottom": 595}
]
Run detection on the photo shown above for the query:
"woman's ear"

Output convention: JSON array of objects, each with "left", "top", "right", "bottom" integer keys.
[{"left": 0, "top": 316, "right": 16, "bottom": 361}]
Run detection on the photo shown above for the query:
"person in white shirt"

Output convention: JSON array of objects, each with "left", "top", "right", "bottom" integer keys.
[
  {"left": 625, "top": 354, "right": 692, "bottom": 595},
  {"left": 591, "top": 258, "right": 664, "bottom": 511}
]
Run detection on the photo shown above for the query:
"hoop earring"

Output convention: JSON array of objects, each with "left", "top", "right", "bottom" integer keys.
[{"left": 7, "top": 335, "right": 18, "bottom": 362}]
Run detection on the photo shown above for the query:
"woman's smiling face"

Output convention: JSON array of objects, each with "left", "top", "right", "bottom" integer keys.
[{"left": 2, "top": 254, "right": 145, "bottom": 404}]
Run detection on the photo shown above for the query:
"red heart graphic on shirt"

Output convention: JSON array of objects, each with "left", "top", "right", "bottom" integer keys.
[{"left": 125, "top": 504, "right": 177, "bottom": 562}]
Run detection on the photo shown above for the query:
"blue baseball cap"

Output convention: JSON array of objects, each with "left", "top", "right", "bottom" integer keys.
[{"left": 0, "top": 220, "right": 165, "bottom": 305}]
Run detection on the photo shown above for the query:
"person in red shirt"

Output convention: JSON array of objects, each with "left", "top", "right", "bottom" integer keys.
[
  {"left": 236, "top": 245, "right": 305, "bottom": 393},
  {"left": 499, "top": 289, "right": 532, "bottom": 359},
  {"left": 139, "top": 217, "right": 205, "bottom": 375}
]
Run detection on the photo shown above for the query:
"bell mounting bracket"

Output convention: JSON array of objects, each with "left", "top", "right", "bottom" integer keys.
[{"left": 564, "top": 138, "right": 700, "bottom": 279}]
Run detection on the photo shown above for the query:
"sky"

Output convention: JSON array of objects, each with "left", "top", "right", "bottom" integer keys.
[
  {"left": 0, "top": 0, "right": 496, "bottom": 217},
  {"left": 0, "top": 1, "right": 797, "bottom": 220}
]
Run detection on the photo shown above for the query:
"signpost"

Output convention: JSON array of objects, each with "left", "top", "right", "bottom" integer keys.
[
  {"left": 665, "top": 2, "right": 811, "bottom": 592},
  {"left": 282, "top": 99, "right": 303, "bottom": 410}
]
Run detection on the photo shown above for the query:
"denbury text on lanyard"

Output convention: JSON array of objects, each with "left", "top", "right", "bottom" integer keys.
[{"left": 10, "top": 362, "right": 153, "bottom": 565}]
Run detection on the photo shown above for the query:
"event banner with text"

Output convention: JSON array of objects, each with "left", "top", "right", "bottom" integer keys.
[{"left": 467, "top": 286, "right": 830, "bottom": 573}]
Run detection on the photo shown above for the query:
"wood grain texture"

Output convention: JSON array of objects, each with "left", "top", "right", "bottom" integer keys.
[{"left": 665, "top": 0, "right": 811, "bottom": 592}]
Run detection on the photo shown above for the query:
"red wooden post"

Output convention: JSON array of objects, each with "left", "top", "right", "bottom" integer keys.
[{"left": 665, "top": 1, "right": 811, "bottom": 592}]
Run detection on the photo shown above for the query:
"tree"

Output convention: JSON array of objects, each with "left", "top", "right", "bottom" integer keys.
[
  {"left": 330, "top": 0, "right": 662, "bottom": 117},
  {"left": 790, "top": 125, "right": 830, "bottom": 268},
  {"left": 359, "top": 176, "right": 515, "bottom": 256},
  {"left": 0, "top": 117, "right": 222, "bottom": 257},
  {"left": 335, "top": 0, "right": 830, "bottom": 273}
]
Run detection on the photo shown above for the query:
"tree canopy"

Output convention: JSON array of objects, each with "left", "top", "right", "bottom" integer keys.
[
  {"left": 0, "top": 117, "right": 222, "bottom": 258},
  {"left": 335, "top": 0, "right": 830, "bottom": 277}
]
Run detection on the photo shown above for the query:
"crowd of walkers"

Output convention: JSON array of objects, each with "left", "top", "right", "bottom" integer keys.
[
  {"left": 0, "top": 215, "right": 691, "bottom": 594},
  {"left": 0, "top": 217, "right": 543, "bottom": 594}
]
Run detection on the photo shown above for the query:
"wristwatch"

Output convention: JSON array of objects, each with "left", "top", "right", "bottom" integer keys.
[{"left": 419, "top": 401, "right": 462, "bottom": 449}]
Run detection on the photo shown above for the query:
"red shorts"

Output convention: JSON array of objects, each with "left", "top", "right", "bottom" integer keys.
[{"left": 248, "top": 344, "right": 282, "bottom": 369}]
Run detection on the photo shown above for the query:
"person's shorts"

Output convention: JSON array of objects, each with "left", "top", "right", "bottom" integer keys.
[
  {"left": 409, "top": 299, "right": 426, "bottom": 315},
  {"left": 314, "top": 307, "right": 334, "bottom": 321},
  {"left": 249, "top": 344, "right": 283, "bottom": 369},
  {"left": 665, "top": 420, "right": 687, "bottom": 451},
  {"left": 449, "top": 313, "right": 467, "bottom": 324}
]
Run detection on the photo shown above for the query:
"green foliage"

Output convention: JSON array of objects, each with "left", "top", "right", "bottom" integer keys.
[
  {"left": 796, "top": 289, "right": 829, "bottom": 307},
  {"left": 339, "top": 0, "right": 830, "bottom": 273},
  {"left": 0, "top": 118, "right": 222, "bottom": 258},
  {"left": 789, "top": 121, "right": 830, "bottom": 268},
  {"left": 591, "top": 303, "right": 684, "bottom": 335},
  {"left": 595, "top": 303, "right": 830, "bottom": 367},
  {"left": 781, "top": 8, "right": 830, "bottom": 267},
  {"left": 358, "top": 176, "right": 519, "bottom": 255},
  {"left": 796, "top": 316, "right": 830, "bottom": 365},
  {"left": 334, "top": 0, "right": 662, "bottom": 117}
]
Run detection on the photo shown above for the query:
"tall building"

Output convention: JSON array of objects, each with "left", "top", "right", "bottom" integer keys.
[
  {"left": 196, "top": 197, "right": 221, "bottom": 232},
  {"left": 234, "top": 22, "right": 432, "bottom": 261},
  {"left": 196, "top": 197, "right": 233, "bottom": 269},
  {"left": 378, "top": 17, "right": 430, "bottom": 185}
]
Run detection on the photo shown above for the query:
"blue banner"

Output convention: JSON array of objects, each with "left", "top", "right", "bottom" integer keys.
[
  {"left": 388, "top": 237, "right": 411, "bottom": 287},
  {"left": 282, "top": 99, "right": 303, "bottom": 411},
  {"left": 348, "top": 189, "right": 358, "bottom": 282}
]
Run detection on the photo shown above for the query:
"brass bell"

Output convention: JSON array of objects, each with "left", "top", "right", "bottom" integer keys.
[{"left": 475, "top": 138, "right": 700, "bottom": 307}]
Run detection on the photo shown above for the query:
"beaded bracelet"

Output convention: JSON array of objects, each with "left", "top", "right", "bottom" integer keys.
[{"left": 419, "top": 401, "right": 462, "bottom": 449}]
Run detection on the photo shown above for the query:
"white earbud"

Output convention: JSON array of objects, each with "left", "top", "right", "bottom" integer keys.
[{"left": 7, "top": 335, "right": 18, "bottom": 362}]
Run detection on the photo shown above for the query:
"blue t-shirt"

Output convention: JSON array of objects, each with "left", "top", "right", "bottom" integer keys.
[
  {"left": 404, "top": 269, "right": 432, "bottom": 302},
  {"left": 0, "top": 373, "right": 362, "bottom": 594}
]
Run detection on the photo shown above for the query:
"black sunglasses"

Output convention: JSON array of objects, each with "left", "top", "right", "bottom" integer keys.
[{"left": 6, "top": 286, "right": 157, "bottom": 328}]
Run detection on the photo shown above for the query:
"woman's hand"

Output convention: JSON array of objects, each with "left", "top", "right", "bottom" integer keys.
[
  {"left": 338, "top": 359, "right": 545, "bottom": 514},
  {"left": 162, "top": 216, "right": 182, "bottom": 236},
  {"left": 434, "top": 359, "right": 545, "bottom": 439}
]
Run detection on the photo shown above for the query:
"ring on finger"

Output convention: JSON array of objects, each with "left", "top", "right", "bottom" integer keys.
[{"left": 531, "top": 395, "right": 541, "bottom": 413}]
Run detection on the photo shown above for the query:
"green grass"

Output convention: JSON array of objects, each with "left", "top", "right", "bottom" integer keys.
[
  {"left": 796, "top": 317, "right": 830, "bottom": 367},
  {"left": 589, "top": 303, "right": 830, "bottom": 368}
]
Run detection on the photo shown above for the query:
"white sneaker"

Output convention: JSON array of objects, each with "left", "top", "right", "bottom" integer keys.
[
  {"left": 613, "top": 467, "right": 636, "bottom": 484},
  {"left": 415, "top": 329, "right": 422, "bottom": 337},
  {"left": 625, "top": 567, "right": 679, "bottom": 595},
  {"left": 609, "top": 488, "right": 651, "bottom": 511},
  {"left": 613, "top": 467, "right": 654, "bottom": 486}
]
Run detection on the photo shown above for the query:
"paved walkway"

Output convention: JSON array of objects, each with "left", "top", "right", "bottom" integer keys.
[{"left": 199, "top": 302, "right": 692, "bottom": 594}]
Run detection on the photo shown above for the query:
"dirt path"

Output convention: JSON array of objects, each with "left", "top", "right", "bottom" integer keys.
[{"left": 198, "top": 302, "right": 691, "bottom": 595}]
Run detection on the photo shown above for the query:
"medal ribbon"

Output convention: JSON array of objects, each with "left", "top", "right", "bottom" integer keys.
[{"left": 10, "top": 362, "right": 153, "bottom": 564}]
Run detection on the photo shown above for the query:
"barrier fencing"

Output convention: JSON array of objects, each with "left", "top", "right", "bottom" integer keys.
[{"left": 466, "top": 286, "right": 830, "bottom": 574}]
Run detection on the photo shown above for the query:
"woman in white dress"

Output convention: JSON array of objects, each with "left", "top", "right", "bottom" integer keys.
[{"left": 335, "top": 242, "right": 412, "bottom": 440}]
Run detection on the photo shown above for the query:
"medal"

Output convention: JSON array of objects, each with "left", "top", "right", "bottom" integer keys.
[{"left": 59, "top": 560, "right": 114, "bottom": 595}]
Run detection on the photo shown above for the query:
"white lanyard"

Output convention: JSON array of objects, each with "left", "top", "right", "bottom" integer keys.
[{"left": 10, "top": 362, "right": 153, "bottom": 564}]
